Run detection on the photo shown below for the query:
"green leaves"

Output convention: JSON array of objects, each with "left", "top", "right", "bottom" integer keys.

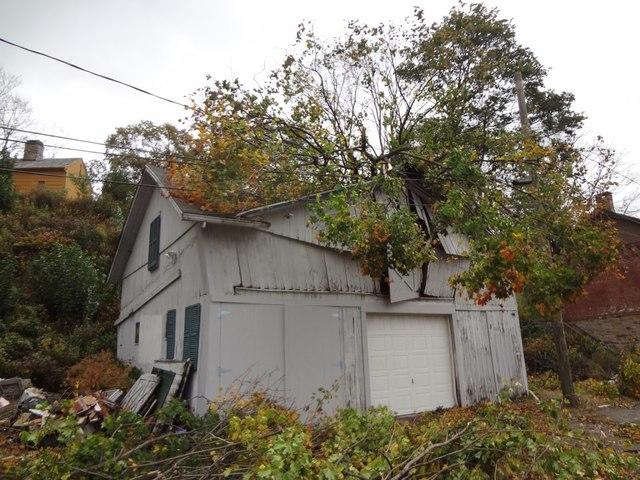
[
  {"left": 30, "top": 242, "right": 105, "bottom": 323},
  {"left": 309, "top": 188, "right": 435, "bottom": 278}
]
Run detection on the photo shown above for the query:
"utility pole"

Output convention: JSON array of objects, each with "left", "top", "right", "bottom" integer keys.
[{"left": 514, "top": 71, "right": 579, "bottom": 407}]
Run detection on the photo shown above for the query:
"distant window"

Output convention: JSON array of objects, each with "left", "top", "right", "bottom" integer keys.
[
  {"left": 135, "top": 322, "right": 140, "bottom": 345},
  {"left": 166, "top": 310, "right": 176, "bottom": 360},
  {"left": 38, "top": 181, "right": 45, "bottom": 185},
  {"left": 148, "top": 215, "right": 161, "bottom": 271}
]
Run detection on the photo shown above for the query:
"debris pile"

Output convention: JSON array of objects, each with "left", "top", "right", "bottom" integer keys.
[{"left": 0, "top": 359, "right": 192, "bottom": 441}]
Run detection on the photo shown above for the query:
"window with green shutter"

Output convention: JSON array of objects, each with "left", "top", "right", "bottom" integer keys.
[
  {"left": 166, "top": 309, "right": 176, "bottom": 360},
  {"left": 148, "top": 215, "right": 161, "bottom": 271},
  {"left": 183, "top": 303, "right": 201, "bottom": 370}
]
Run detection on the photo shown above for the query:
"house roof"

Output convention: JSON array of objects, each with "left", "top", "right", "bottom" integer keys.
[
  {"left": 13, "top": 158, "right": 82, "bottom": 169},
  {"left": 605, "top": 210, "right": 640, "bottom": 226}
]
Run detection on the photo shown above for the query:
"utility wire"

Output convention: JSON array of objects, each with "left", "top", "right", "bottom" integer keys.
[
  {"left": 0, "top": 166, "right": 198, "bottom": 192},
  {"left": 3, "top": 137, "right": 208, "bottom": 168},
  {"left": 3, "top": 126, "right": 107, "bottom": 146},
  {"left": 2, "top": 125, "right": 198, "bottom": 161},
  {"left": 0, "top": 36, "right": 192, "bottom": 110}
]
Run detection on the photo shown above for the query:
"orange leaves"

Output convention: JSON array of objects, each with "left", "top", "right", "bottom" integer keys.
[{"left": 499, "top": 245, "right": 515, "bottom": 262}]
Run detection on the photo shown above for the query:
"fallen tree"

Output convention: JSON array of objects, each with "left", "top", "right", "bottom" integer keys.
[{"left": 3, "top": 387, "right": 638, "bottom": 479}]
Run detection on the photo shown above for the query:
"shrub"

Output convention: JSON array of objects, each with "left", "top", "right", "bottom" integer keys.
[
  {"left": 0, "top": 253, "right": 16, "bottom": 316},
  {"left": 30, "top": 242, "right": 104, "bottom": 323},
  {"left": 28, "top": 187, "right": 65, "bottom": 209},
  {"left": 576, "top": 378, "right": 620, "bottom": 400},
  {"left": 65, "top": 351, "right": 134, "bottom": 393},
  {"left": 618, "top": 349, "right": 640, "bottom": 399},
  {"left": 523, "top": 335, "right": 557, "bottom": 373},
  {"left": 528, "top": 371, "right": 560, "bottom": 392}
]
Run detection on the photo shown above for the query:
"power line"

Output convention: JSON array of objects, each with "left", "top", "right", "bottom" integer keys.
[
  {"left": 2, "top": 125, "right": 195, "bottom": 161},
  {"left": 3, "top": 137, "right": 207, "bottom": 168},
  {"left": 3, "top": 126, "right": 106, "bottom": 146},
  {"left": 0, "top": 36, "right": 191, "bottom": 110},
  {"left": 0, "top": 166, "right": 197, "bottom": 192}
]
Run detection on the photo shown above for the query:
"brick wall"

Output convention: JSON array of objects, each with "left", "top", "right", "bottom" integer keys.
[{"left": 564, "top": 214, "right": 640, "bottom": 326}]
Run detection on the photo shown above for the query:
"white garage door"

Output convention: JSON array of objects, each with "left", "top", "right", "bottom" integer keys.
[{"left": 367, "top": 314, "right": 456, "bottom": 415}]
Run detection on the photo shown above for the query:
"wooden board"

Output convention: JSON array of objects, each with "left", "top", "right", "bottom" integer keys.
[{"left": 120, "top": 373, "right": 160, "bottom": 413}]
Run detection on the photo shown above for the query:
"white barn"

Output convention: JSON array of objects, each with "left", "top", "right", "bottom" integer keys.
[{"left": 108, "top": 166, "right": 528, "bottom": 415}]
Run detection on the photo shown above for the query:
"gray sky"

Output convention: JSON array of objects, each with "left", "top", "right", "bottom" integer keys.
[{"left": 1, "top": 0, "right": 638, "bottom": 208}]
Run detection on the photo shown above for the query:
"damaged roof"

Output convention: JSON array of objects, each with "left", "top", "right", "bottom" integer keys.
[{"left": 108, "top": 165, "right": 470, "bottom": 282}]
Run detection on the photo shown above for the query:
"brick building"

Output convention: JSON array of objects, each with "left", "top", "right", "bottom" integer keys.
[{"left": 564, "top": 193, "right": 640, "bottom": 348}]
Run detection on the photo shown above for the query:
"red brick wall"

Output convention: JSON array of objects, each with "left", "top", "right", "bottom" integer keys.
[{"left": 564, "top": 215, "right": 640, "bottom": 322}]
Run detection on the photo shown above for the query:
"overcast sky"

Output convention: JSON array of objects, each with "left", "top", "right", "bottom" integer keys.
[{"left": 1, "top": 0, "right": 638, "bottom": 207}]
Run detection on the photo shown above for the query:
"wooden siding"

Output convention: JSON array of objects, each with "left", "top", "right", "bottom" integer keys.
[
  {"left": 12, "top": 160, "right": 87, "bottom": 199},
  {"left": 201, "top": 303, "right": 364, "bottom": 414},
  {"left": 208, "top": 226, "right": 381, "bottom": 295},
  {"left": 452, "top": 307, "right": 527, "bottom": 406}
]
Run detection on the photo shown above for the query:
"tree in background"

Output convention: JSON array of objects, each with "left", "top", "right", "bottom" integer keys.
[
  {"left": 0, "top": 66, "right": 31, "bottom": 154},
  {"left": 0, "top": 148, "right": 15, "bottom": 211},
  {"left": 104, "top": 121, "right": 191, "bottom": 180}
]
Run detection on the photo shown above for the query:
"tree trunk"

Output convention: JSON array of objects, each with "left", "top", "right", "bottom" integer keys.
[{"left": 549, "top": 311, "right": 579, "bottom": 407}]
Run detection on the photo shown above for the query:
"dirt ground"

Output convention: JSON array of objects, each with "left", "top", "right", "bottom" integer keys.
[{"left": 534, "top": 386, "right": 640, "bottom": 452}]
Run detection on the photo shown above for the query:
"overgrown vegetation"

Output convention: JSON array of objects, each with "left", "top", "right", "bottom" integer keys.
[
  {"left": 0, "top": 149, "right": 127, "bottom": 390},
  {"left": 521, "top": 312, "right": 640, "bottom": 401},
  {"left": 3, "top": 392, "right": 638, "bottom": 479}
]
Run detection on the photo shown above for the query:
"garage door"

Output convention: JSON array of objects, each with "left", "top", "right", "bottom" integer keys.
[{"left": 367, "top": 314, "right": 456, "bottom": 415}]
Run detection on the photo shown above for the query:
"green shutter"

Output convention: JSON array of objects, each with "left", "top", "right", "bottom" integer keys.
[
  {"left": 183, "top": 304, "right": 201, "bottom": 370},
  {"left": 166, "top": 310, "right": 176, "bottom": 360},
  {"left": 148, "top": 215, "right": 161, "bottom": 271}
]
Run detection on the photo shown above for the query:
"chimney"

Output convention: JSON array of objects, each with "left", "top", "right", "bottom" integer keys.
[
  {"left": 23, "top": 140, "right": 44, "bottom": 161},
  {"left": 596, "top": 191, "right": 615, "bottom": 212}
]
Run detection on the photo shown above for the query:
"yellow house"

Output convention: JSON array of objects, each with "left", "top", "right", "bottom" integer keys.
[{"left": 12, "top": 140, "right": 88, "bottom": 199}]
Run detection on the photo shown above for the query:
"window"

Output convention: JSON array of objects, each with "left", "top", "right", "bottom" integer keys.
[
  {"left": 38, "top": 180, "right": 45, "bottom": 185},
  {"left": 166, "top": 309, "right": 176, "bottom": 360},
  {"left": 148, "top": 215, "right": 161, "bottom": 271},
  {"left": 135, "top": 322, "right": 140, "bottom": 345},
  {"left": 183, "top": 304, "right": 201, "bottom": 370}
]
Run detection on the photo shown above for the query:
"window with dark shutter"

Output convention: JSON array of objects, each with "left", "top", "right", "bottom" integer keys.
[
  {"left": 166, "top": 310, "right": 176, "bottom": 360},
  {"left": 148, "top": 215, "right": 161, "bottom": 271},
  {"left": 135, "top": 322, "right": 140, "bottom": 345},
  {"left": 183, "top": 303, "right": 201, "bottom": 370}
]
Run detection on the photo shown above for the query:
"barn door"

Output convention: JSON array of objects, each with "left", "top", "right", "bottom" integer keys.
[{"left": 183, "top": 304, "right": 201, "bottom": 370}]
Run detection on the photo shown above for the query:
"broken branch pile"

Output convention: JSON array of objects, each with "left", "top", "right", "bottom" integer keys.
[{"left": 2, "top": 387, "right": 638, "bottom": 479}]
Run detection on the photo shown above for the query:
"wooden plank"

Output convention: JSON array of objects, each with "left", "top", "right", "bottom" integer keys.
[
  {"left": 388, "top": 267, "right": 421, "bottom": 303},
  {"left": 424, "top": 258, "right": 470, "bottom": 298},
  {"left": 486, "top": 310, "right": 528, "bottom": 393},
  {"left": 451, "top": 311, "right": 497, "bottom": 405},
  {"left": 120, "top": 373, "right": 160, "bottom": 413},
  {"left": 341, "top": 307, "right": 364, "bottom": 409}
]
